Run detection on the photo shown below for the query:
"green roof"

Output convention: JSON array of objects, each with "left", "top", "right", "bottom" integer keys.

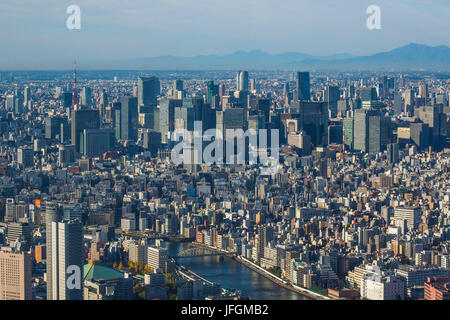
[{"left": 83, "top": 264, "right": 124, "bottom": 282}]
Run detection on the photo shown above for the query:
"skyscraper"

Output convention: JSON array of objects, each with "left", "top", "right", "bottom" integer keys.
[
  {"left": 159, "top": 98, "right": 182, "bottom": 144},
  {"left": 353, "top": 109, "right": 378, "bottom": 153},
  {"left": 138, "top": 76, "right": 160, "bottom": 110},
  {"left": 46, "top": 202, "right": 83, "bottom": 300},
  {"left": 295, "top": 72, "right": 310, "bottom": 101},
  {"left": 80, "top": 87, "right": 92, "bottom": 107},
  {"left": 298, "top": 102, "right": 328, "bottom": 147},
  {"left": 119, "top": 96, "right": 139, "bottom": 141},
  {"left": 0, "top": 247, "right": 32, "bottom": 300},
  {"left": 360, "top": 87, "right": 378, "bottom": 102},
  {"left": 71, "top": 110, "right": 100, "bottom": 153},
  {"left": 387, "top": 143, "right": 399, "bottom": 164},
  {"left": 46, "top": 202, "right": 61, "bottom": 300},
  {"left": 236, "top": 71, "right": 249, "bottom": 92},
  {"left": 17, "top": 147, "right": 34, "bottom": 167},
  {"left": 45, "top": 117, "right": 66, "bottom": 140},
  {"left": 82, "top": 129, "right": 114, "bottom": 158},
  {"left": 206, "top": 81, "right": 219, "bottom": 106},
  {"left": 24, "top": 86, "right": 31, "bottom": 105},
  {"left": 324, "top": 85, "right": 340, "bottom": 116}
]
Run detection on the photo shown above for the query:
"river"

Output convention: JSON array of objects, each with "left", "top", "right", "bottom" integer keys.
[{"left": 168, "top": 242, "right": 309, "bottom": 300}]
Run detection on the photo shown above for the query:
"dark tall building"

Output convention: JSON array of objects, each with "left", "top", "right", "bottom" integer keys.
[
  {"left": 410, "top": 122, "right": 430, "bottom": 151},
  {"left": 206, "top": 81, "right": 219, "bottom": 106},
  {"left": 324, "top": 86, "right": 340, "bottom": 116},
  {"left": 159, "top": 98, "right": 182, "bottom": 144},
  {"left": 143, "top": 130, "right": 162, "bottom": 157},
  {"left": 45, "top": 117, "right": 66, "bottom": 140},
  {"left": 82, "top": 129, "right": 115, "bottom": 158},
  {"left": 416, "top": 105, "right": 447, "bottom": 151},
  {"left": 297, "top": 102, "right": 328, "bottom": 147},
  {"left": 62, "top": 92, "right": 73, "bottom": 109},
  {"left": 295, "top": 72, "right": 310, "bottom": 101},
  {"left": 138, "top": 76, "right": 160, "bottom": 110},
  {"left": 360, "top": 87, "right": 378, "bottom": 102},
  {"left": 71, "top": 110, "right": 100, "bottom": 153},
  {"left": 367, "top": 115, "right": 391, "bottom": 155},
  {"left": 173, "top": 80, "right": 183, "bottom": 92},
  {"left": 256, "top": 99, "right": 271, "bottom": 124},
  {"left": 387, "top": 143, "right": 399, "bottom": 164},
  {"left": 328, "top": 124, "right": 343, "bottom": 145},
  {"left": 182, "top": 97, "right": 213, "bottom": 130},
  {"left": 118, "top": 96, "right": 139, "bottom": 142}
]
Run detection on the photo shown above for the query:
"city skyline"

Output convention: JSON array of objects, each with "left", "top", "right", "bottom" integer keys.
[{"left": 0, "top": 0, "right": 449, "bottom": 305}]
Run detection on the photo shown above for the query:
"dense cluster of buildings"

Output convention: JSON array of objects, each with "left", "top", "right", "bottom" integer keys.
[{"left": 0, "top": 69, "right": 448, "bottom": 300}]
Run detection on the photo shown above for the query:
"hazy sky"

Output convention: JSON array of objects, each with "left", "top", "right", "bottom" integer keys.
[{"left": 0, "top": 0, "right": 449, "bottom": 69}]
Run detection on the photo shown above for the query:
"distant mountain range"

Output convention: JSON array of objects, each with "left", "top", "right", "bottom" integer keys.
[{"left": 86, "top": 43, "right": 450, "bottom": 71}]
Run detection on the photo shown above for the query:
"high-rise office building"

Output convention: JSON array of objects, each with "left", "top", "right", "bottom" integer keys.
[
  {"left": 118, "top": 96, "right": 138, "bottom": 142},
  {"left": 17, "top": 147, "right": 34, "bottom": 167},
  {"left": 0, "top": 247, "right": 32, "bottom": 300},
  {"left": 410, "top": 122, "right": 430, "bottom": 151},
  {"left": 360, "top": 87, "right": 378, "bottom": 102},
  {"left": 387, "top": 143, "right": 399, "bottom": 164},
  {"left": 46, "top": 202, "right": 83, "bottom": 300},
  {"left": 416, "top": 105, "right": 447, "bottom": 151},
  {"left": 80, "top": 87, "right": 92, "bottom": 107},
  {"left": 236, "top": 71, "right": 249, "bottom": 92},
  {"left": 142, "top": 130, "right": 162, "bottom": 157},
  {"left": 343, "top": 118, "right": 354, "bottom": 150},
  {"left": 324, "top": 86, "right": 340, "bottom": 116},
  {"left": 58, "top": 145, "right": 76, "bottom": 166},
  {"left": 256, "top": 99, "right": 270, "bottom": 124},
  {"left": 24, "top": 86, "right": 31, "bottom": 105},
  {"left": 173, "top": 80, "right": 183, "bottom": 92},
  {"left": 353, "top": 109, "right": 379, "bottom": 153},
  {"left": 368, "top": 115, "right": 391, "bottom": 155},
  {"left": 218, "top": 84, "right": 225, "bottom": 107},
  {"left": 394, "top": 92, "right": 402, "bottom": 115},
  {"left": 138, "top": 76, "right": 160, "bottom": 110},
  {"left": 206, "top": 81, "right": 219, "bottom": 106},
  {"left": 62, "top": 92, "right": 73, "bottom": 109},
  {"left": 295, "top": 72, "right": 310, "bottom": 101},
  {"left": 419, "top": 84, "right": 428, "bottom": 99},
  {"left": 297, "top": 102, "right": 328, "bottom": 147},
  {"left": 71, "top": 110, "right": 100, "bottom": 153},
  {"left": 46, "top": 202, "right": 61, "bottom": 300},
  {"left": 250, "top": 79, "right": 256, "bottom": 93},
  {"left": 45, "top": 117, "right": 66, "bottom": 140},
  {"left": 159, "top": 98, "right": 182, "bottom": 144},
  {"left": 82, "top": 129, "right": 114, "bottom": 158},
  {"left": 328, "top": 125, "right": 343, "bottom": 145}
]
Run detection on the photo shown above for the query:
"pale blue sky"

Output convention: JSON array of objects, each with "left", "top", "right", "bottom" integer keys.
[{"left": 0, "top": 0, "right": 449, "bottom": 69}]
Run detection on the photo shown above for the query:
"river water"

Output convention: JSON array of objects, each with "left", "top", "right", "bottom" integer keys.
[{"left": 168, "top": 242, "right": 309, "bottom": 300}]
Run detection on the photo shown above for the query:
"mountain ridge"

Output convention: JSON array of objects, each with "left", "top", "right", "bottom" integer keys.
[{"left": 85, "top": 43, "right": 450, "bottom": 71}]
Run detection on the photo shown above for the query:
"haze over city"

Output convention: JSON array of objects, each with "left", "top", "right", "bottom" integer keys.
[{"left": 0, "top": 0, "right": 449, "bottom": 69}]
